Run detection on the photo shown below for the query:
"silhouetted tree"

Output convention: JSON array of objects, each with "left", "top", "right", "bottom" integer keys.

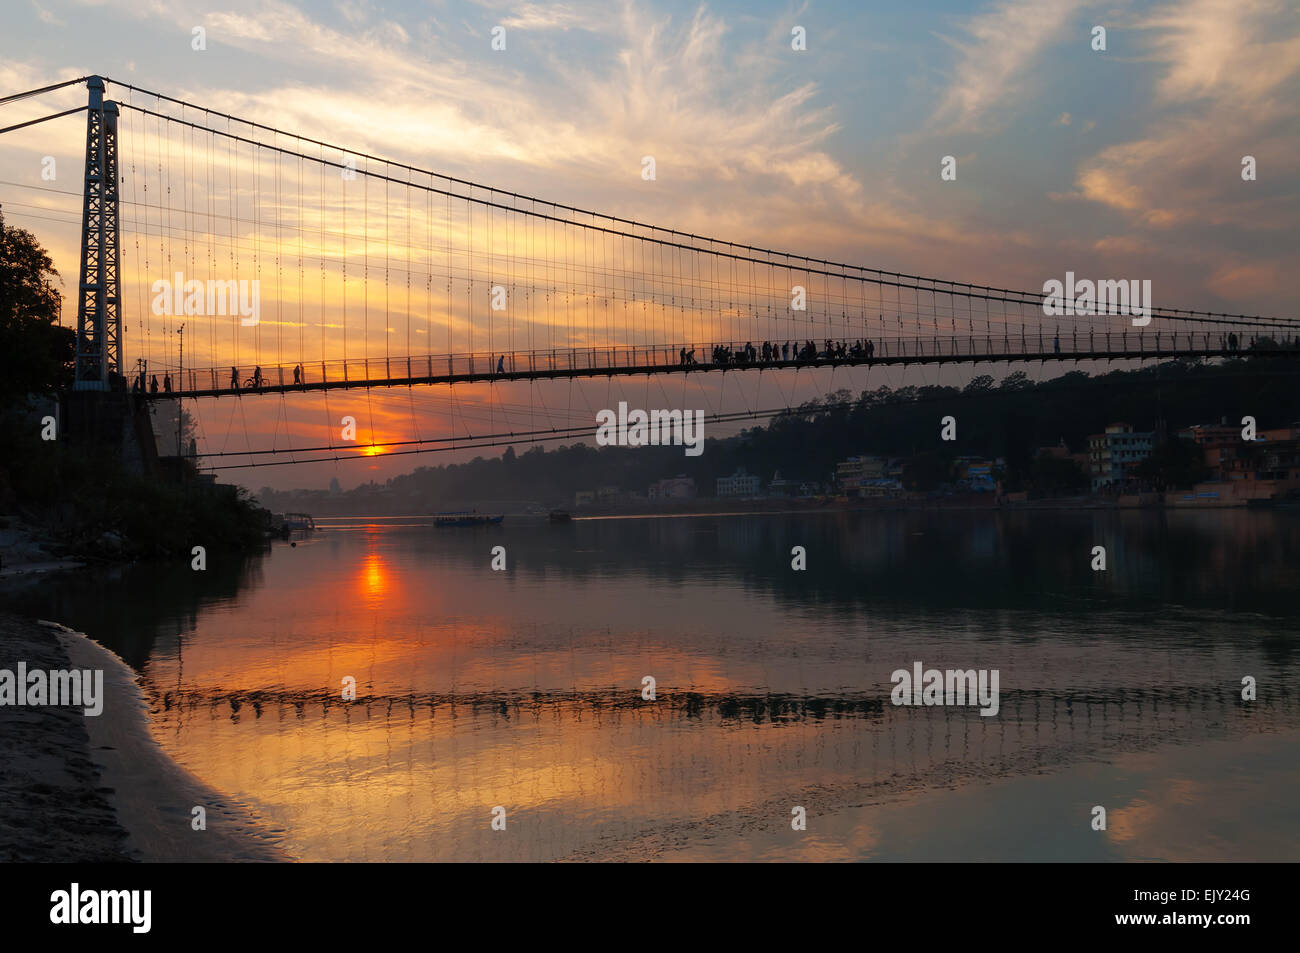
[
  {"left": 1132, "top": 437, "right": 1206, "bottom": 490},
  {"left": 1031, "top": 455, "right": 1088, "bottom": 494},
  {"left": 0, "top": 211, "right": 74, "bottom": 404}
]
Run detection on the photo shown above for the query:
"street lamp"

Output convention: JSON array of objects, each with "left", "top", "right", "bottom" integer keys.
[{"left": 176, "top": 323, "right": 185, "bottom": 457}]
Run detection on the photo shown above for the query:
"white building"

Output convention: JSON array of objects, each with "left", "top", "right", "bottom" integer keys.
[{"left": 716, "top": 467, "right": 761, "bottom": 497}]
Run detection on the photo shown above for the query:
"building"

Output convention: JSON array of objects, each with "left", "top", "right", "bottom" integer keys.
[
  {"left": 954, "top": 456, "right": 998, "bottom": 492},
  {"left": 716, "top": 467, "right": 761, "bottom": 497},
  {"left": 767, "top": 470, "right": 800, "bottom": 497},
  {"left": 769, "top": 471, "right": 827, "bottom": 497},
  {"left": 1036, "top": 439, "right": 1071, "bottom": 460},
  {"left": 1177, "top": 422, "right": 1242, "bottom": 472},
  {"left": 1088, "top": 423, "right": 1154, "bottom": 491},
  {"left": 648, "top": 475, "right": 696, "bottom": 500},
  {"left": 835, "top": 455, "right": 888, "bottom": 497},
  {"left": 574, "top": 490, "right": 595, "bottom": 506},
  {"left": 856, "top": 478, "right": 904, "bottom": 498},
  {"left": 1208, "top": 434, "right": 1300, "bottom": 502}
]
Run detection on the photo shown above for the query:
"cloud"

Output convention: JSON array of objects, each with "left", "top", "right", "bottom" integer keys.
[
  {"left": 1072, "top": 0, "right": 1300, "bottom": 230},
  {"left": 31, "top": 2, "right": 64, "bottom": 26},
  {"left": 932, "top": 0, "right": 1085, "bottom": 132},
  {"left": 78, "top": 0, "right": 867, "bottom": 253},
  {"left": 496, "top": 3, "right": 595, "bottom": 31}
]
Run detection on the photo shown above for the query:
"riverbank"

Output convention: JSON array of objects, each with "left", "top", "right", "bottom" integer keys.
[
  {"left": 0, "top": 518, "right": 84, "bottom": 578},
  {"left": 1, "top": 419, "right": 275, "bottom": 564},
  {"left": 566, "top": 493, "right": 1293, "bottom": 519},
  {"left": 0, "top": 613, "right": 289, "bottom": 862}
]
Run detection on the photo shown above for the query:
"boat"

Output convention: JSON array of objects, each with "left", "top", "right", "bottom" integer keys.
[
  {"left": 434, "top": 512, "right": 504, "bottom": 527},
  {"left": 548, "top": 510, "right": 573, "bottom": 523},
  {"left": 284, "top": 512, "right": 316, "bottom": 530}
]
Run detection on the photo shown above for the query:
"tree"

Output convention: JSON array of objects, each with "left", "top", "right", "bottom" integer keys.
[
  {"left": 150, "top": 400, "right": 199, "bottom": 455},
  {"left": 1132, "top": 437, "right": 1205, "bottom": 490},
  {"left": 0, "top": 210, "right": 73, "bottom": 404},
  {"left": 902, "top": 451, "right": 950, "bottom": 491},
  {"left": 1031, "top": 454, "right": 1088, "bottom": 494},
  {"left": 998, "top": 370, "right": 1031, "bottom": 391}
]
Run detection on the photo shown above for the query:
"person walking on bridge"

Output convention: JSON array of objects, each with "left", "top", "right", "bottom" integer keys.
[{"left": 231, "top": 367, "right": 240, "bottom": 392}]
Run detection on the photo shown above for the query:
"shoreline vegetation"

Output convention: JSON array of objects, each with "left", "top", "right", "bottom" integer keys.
[
  {"left": 2, "top": 209, "right": 271, "bottom": 573},
  {"left": 0, "top": 614, "right": 288, "bottom": 862},
  {"left": 0, "top": 431, "right": 273, "bottom": 568}
]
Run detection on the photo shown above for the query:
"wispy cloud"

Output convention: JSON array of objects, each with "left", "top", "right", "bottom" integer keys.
[
  {"left": 496, "top": 3, "right": 596, "bottom": 31},
  {"left": 1072, "top": 0, "right": 1300, "bottom": 233},
  {"left": 31, "top": 1, "right": 64, "bottom": 26},
  {"left": 931, "top": 0, "right": 1085, "bottom": 132}
]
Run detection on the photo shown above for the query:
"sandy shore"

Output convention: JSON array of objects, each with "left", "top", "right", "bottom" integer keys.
[{"left": 0, "top": 613, "right": 289, "bottom": 862}]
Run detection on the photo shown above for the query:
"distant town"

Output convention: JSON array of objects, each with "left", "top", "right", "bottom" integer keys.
[
  {"left": 626, "top": 418, "right": 1298, "bottom": 508},
  {"left": 256, "top": 355, "right": 1300, "bottom": 517}
]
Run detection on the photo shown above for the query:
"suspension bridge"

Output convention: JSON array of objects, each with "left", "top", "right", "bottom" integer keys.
[{"left": 2, "top": 75, "right": 1297, "bottom": 462}]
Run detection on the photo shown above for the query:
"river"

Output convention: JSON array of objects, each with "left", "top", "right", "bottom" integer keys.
[{"left": 3, "top": 508, "right": 1298, "bottom": 861}]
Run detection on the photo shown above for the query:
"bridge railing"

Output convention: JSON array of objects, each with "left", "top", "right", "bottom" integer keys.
[{"left": 152, "top": 328, "right": 1290, "bottom": 396}]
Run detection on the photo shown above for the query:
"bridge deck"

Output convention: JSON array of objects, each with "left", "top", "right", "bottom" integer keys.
[{"left": 137, "top": 334, "right": 1277, "bottom": 400}]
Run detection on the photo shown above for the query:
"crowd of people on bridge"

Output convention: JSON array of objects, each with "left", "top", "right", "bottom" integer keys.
[
  {"left": 133, "top": 329, "right": 1300, "bottom": 398},
  {"left": 680, "top": 339, "right": 879, "bottom": 367}
]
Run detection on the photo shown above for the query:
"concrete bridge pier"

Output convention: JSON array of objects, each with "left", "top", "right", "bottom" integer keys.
[{"left": 63, "top": 384, "right": 158, "bottom": 477}]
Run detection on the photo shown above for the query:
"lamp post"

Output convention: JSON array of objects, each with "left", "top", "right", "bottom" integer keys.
[{"left": 176, "top": 323, "right": 185, "bottom": 457}]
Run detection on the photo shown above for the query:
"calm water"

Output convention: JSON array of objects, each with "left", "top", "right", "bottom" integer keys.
[{"left": 4, "top": 509, "right": 1299, "bottom": 861}]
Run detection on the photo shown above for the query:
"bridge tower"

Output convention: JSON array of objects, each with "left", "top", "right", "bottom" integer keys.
[{"left": 73, "top": 76, "right": 121, "bottom": 390}]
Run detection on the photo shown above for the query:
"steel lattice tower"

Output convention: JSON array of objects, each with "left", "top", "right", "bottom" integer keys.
[{"left": 73, "top": 75, "right": 121, "bottom": 390}]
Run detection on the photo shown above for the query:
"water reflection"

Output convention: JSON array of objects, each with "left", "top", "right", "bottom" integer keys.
[
  {"left": 358, "top": 546, "right": 391, "bottom": 609},
  {"left": 2, "top": 509, "right": 1298, "bottom": 861}
]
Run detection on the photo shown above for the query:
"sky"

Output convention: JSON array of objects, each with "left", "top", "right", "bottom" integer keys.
[{"left": 1, "top": 0, "right": 1298, "bottom": 491}]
